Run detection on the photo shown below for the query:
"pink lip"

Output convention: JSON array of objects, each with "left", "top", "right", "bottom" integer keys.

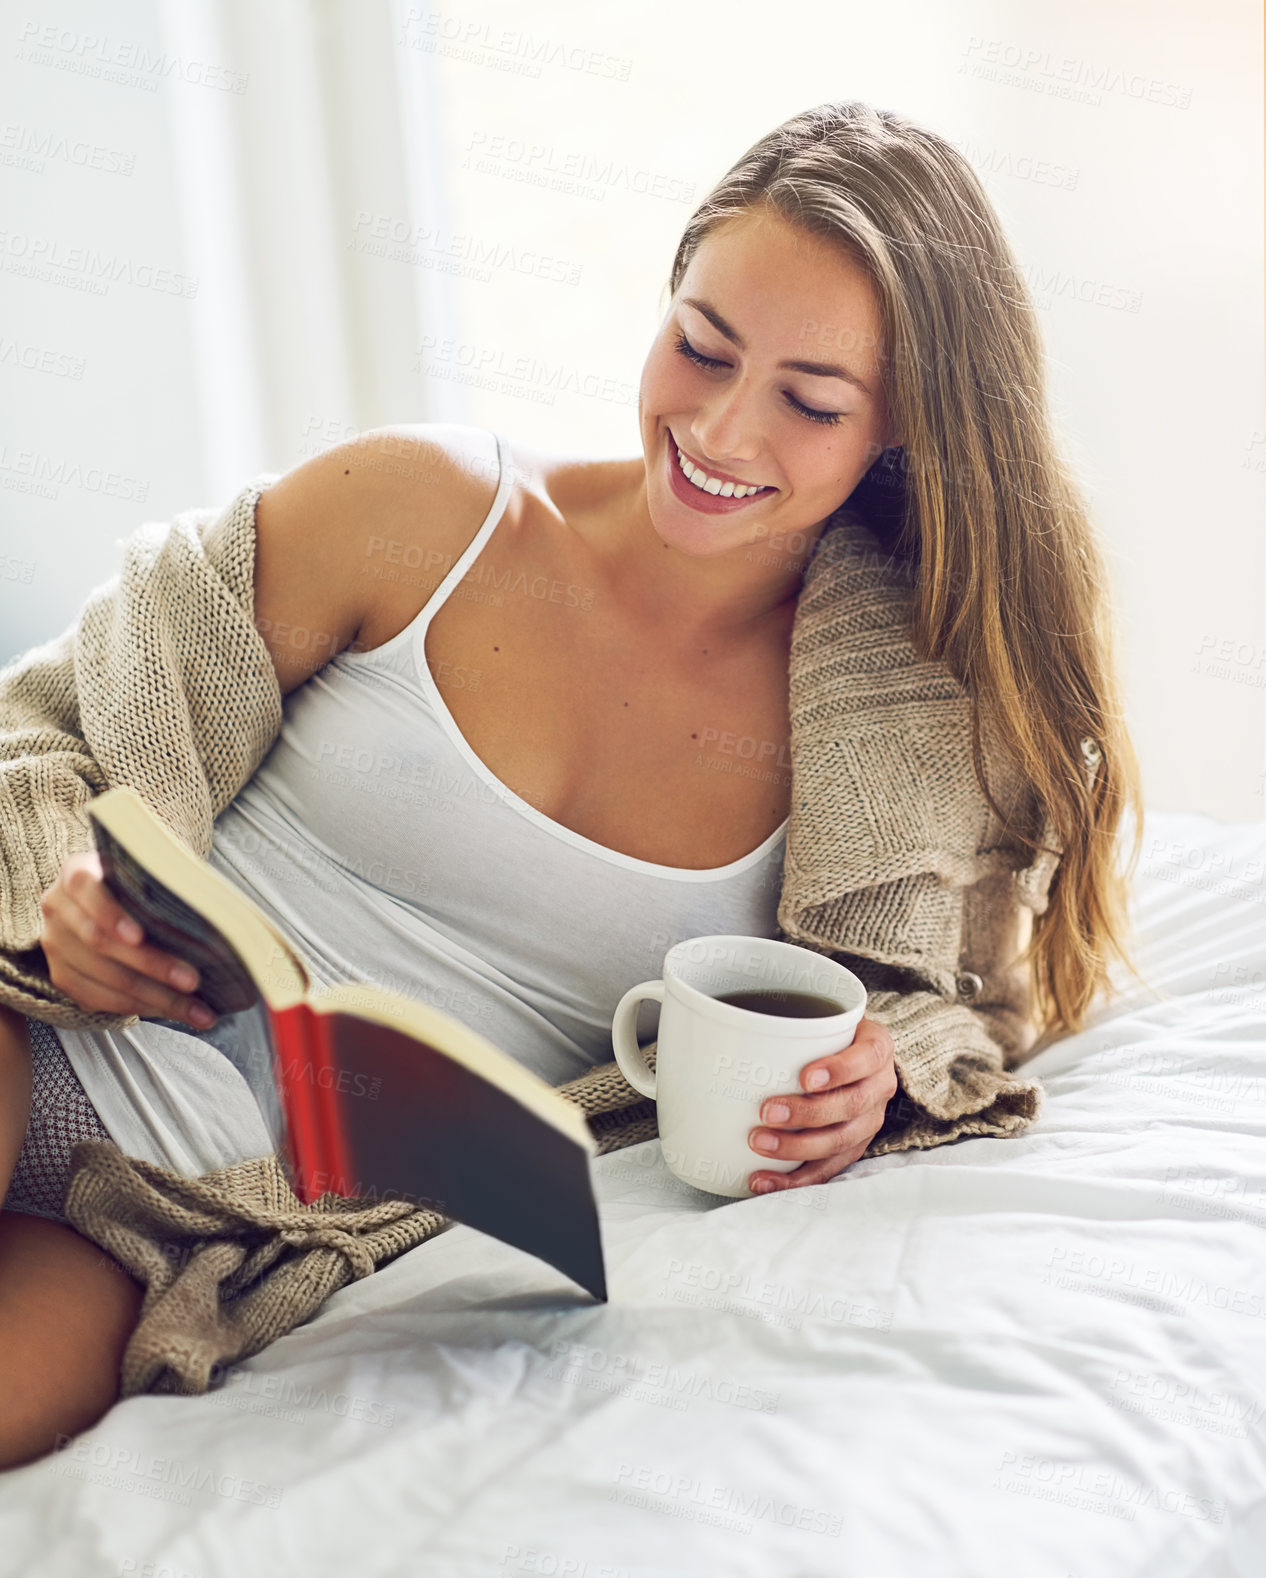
[{"left": 665, "top": 432, "right": 775, "bottom": 515}]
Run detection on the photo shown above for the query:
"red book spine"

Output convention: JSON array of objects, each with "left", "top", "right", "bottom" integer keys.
[{"left": 268, "top": 1002, "right": 355, "bottom": 1204}]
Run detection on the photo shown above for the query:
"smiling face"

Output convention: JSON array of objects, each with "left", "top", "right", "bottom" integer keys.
[{"left": 639, "top": 206, "right": 900, "bottom": 560}]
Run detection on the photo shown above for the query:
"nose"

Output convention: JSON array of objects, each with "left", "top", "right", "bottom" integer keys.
[{"left": 689, "top": 375, "right": 764, "bottom": 470}]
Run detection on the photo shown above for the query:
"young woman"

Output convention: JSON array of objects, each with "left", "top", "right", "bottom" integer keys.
[{"left": 0, "top": 100, "right": 1142, "bottom": 1466}]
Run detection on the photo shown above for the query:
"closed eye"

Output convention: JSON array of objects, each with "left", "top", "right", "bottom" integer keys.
[{"left": 672, "top": 330, "right": 843, "bottom": 427}]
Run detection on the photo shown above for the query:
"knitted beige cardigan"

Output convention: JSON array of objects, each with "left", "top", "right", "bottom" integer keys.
[{"left": 0, "top": 477, "right": 1063, "bottom": 1395}]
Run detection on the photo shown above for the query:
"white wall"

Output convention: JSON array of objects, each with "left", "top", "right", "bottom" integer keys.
[{"left": 2, "top": 0, "right": 1262, "bottom": 821}]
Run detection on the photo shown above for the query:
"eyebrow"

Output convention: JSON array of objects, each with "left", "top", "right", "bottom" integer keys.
[{"left": 680, "top": 296, "right": 876, "bottom": 398}]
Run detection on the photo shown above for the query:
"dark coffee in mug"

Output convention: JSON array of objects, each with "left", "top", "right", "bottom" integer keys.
[
  {"left": 713, "top": 987, "right": 846, "bottom": 1018},
  {"left": 612, "top": 934, "right": 868, "bottom": 1197}
]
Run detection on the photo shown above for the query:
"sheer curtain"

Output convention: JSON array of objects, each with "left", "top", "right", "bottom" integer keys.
[{"left": 159, "top": 0, "right": 448, "bottom": 496}]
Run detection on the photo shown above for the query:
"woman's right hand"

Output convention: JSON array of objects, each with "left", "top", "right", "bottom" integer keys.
[{"left": 39, "top": 851, "right": 218, "bottom": 1030}]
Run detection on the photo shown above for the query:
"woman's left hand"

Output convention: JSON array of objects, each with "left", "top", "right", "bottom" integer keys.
[{"left": 746, "top": 1015, "right": 899, "bottom": 1194}]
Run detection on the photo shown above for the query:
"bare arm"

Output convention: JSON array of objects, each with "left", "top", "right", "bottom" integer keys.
[
  {"left": 253, "top": 425, "right": 480, "bottom": 694},
  {"left": 37, "top": 426, "right": 477, "bottom": 1023}
]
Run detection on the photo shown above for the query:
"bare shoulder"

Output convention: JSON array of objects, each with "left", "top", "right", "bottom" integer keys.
[{"left": 252, "top": 423, "right": 506, "bottom": 694}]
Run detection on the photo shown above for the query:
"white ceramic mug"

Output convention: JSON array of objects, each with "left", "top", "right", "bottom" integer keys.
[{"left": 611, "top": 934, "right": 867, "bottom": 1198}]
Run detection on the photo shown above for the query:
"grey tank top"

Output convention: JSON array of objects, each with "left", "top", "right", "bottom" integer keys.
[{"left": 57, "top": 429, "right": 788, "bottom": 1174}]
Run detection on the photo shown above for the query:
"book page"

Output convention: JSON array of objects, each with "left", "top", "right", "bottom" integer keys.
[{"left": 95, "top": 818, "right": 262, "bottom": 1015}]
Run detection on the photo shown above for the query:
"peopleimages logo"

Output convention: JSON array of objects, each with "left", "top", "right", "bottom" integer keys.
[
  {"left": 610, "top": 1463, "right": 842, "bottom": 1537},
  {"left": 548, "top": 1339, "right": 780, "bottom": 1416},
  {"left": 0, "top": 120, "right": 135, "bottom": 174},
  {"left": 1042, "top": 1246, "right": 1266, "bottom": 1318},
  {"left": 0, "top": 446, "right": 148, "bottom": 501},
  {"left": 350, "top": 212, "right": 582, "bottom": 286},
  {"left": 397, "top": 10, "right": 633, "bottom": 82},
  {"left": 0, "top": 229, "right": 198, "bottom": 297},
  {"left": 958, "top": 35, "right": 1192, "bottom": 109},
  {"left": 662, "top": 1258, "right": 893, "bottom": 1331},
  {"left": 15, "top": 21, "right": 248, "bottom": 93},
  {"left": 0, "top": 334, "right": 85, "bottom": 378},
  {"left": 461, "top": 131, "right": 693, "bottom": 203},
  {"left": 50, "top": 1435, "right": 283, "bottom": 1507},
  {"left": 992, "top": 1449, "right": 1225, "bottom": 1523}
]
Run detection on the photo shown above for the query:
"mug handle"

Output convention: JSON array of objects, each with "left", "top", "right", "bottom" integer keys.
[{"left": 611, "top": 980, "right": 663, "bottom": 1099}]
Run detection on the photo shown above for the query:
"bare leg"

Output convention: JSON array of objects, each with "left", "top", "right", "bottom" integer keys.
[
  {"left": 0, "top": 1006, "right": 143, "bottom": 1469},
  {"left": 0, "top": 1002, "right": 32, "bottom": 1189}
]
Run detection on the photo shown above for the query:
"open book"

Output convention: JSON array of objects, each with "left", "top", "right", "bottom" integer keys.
[{"left": 86, "top": 785, "right": 606, "bottom": 1301}]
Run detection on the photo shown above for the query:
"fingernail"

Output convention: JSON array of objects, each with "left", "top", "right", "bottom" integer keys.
[
  {"left": 763, "top": 1102, "right": 790, "bottom": 1124},
  {"left": 752, "top": 1131, "right": 779, "bottom": 1153},
  {"left": 171, "top": 965, "right": 197, "bottom": 991},
  {"left": 117, "top": 918, "right": 143, "bottom": 944},
  {"left": 750, "top": 1178, "right": 776, "bottom": 1194},
  {"left": 807, "top": 1068, "right": 830, "bottom": 1090},
  {"left": 189, "top": 1005, "right": 216, "bottom": 1029}
]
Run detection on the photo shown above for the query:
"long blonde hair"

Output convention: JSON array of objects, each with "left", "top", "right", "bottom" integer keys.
[{"left": 667, "top": 101, "right": 1148, "bottom": 1039}]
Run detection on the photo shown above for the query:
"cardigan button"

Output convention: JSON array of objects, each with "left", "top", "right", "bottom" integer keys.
[{"left": 956, "top": 971, "right": 984, "bottom": 1001}]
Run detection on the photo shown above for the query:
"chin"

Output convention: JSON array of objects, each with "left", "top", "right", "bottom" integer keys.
[{"left": 650, "top": 511, "right": 757, "bottom": 559}]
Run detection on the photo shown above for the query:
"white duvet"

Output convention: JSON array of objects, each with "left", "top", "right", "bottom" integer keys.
[{"left": 2, "top": 808, "right": 1264, "bottom": 1578}]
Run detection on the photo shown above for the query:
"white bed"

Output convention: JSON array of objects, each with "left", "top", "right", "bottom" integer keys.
[{"left": 2, "top": 807, "right": 1265, "bottom": 1578}]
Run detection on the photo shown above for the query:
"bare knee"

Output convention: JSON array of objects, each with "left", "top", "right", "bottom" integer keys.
[{"left": 0, "top": 1211, "right": 142, "bottom": 1469}]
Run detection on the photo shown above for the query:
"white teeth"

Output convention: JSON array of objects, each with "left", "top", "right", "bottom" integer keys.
[{"left": 675, "top": 444, "right": 769, "bottom": 499}]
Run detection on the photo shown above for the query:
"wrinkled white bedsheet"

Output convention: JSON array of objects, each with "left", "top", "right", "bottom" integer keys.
[{"left": 2, "top": 808, "right": 1265, "bottom": 1578}]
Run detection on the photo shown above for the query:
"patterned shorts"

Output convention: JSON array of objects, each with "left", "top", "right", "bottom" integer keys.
[{"left": 4, "top": 1017, "right": 112, "bottom": 1224}]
